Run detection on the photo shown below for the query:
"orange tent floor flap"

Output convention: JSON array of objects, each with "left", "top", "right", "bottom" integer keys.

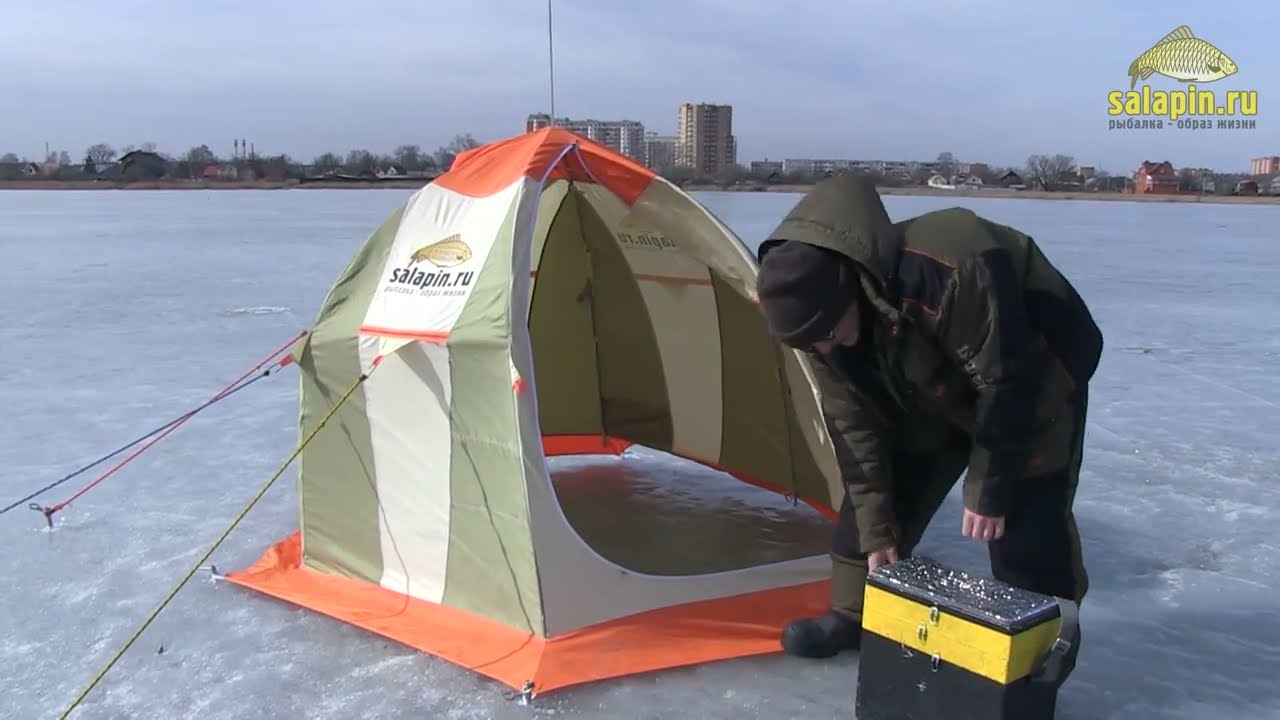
[{"left": 227, "top": 532, "right": 831, "bottom": 696}]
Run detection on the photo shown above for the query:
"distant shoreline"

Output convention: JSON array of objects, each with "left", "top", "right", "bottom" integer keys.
[
  {"left": 0, "top": 179, "right": 428, "bottom": 191},
  {"left": 1, "top": 178, "right": 1276, "bottom": 205},
  {"left": 684, "top": 184, "right": 1280, "bottom": 205}
]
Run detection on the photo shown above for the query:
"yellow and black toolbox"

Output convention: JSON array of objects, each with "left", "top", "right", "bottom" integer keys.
[{"left": 854, "top": 556, "right": 1077, "bottom": 720}]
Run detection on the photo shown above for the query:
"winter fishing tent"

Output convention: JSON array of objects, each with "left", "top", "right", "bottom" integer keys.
[{"left": 228, "top": 127, "right": 846, "bottom": 696}]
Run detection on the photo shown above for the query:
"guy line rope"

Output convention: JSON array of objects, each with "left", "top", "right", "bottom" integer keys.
[{"left": 56, "top": 355, "right": 384, "bottom": 720}]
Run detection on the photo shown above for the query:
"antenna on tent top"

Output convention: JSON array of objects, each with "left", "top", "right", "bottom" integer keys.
[{"left": 547, "top": 0, "right": 556, "bottom": 127}]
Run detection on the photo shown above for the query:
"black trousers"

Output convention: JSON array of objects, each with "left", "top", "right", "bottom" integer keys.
[{"left": 828, "top": 387, "right": 1091, "bottom": 617}]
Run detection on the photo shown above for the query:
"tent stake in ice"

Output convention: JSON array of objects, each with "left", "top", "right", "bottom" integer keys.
[
  {"left": 56, "top": 364, "right": 371, "bottom": 720},
  {"left": 2, "top": 331, "right": 307, "bottom": 525}
]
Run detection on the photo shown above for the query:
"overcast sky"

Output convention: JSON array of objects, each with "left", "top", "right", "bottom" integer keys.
[{"left": 2, "top": 1, "right": 1275, "bottom": 173}]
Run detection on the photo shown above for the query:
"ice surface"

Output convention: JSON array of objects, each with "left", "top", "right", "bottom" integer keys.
[
  {"left": 1, "top": 189, "right": 1279, "bottom": 719},
  {"left": 551, "top": 448, "right": 830, "bottom": 576}
]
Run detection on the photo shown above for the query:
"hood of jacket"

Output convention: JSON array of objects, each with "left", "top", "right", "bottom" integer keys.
[{"left": 757, "top": 175, "right": 903, "bottom": 322}]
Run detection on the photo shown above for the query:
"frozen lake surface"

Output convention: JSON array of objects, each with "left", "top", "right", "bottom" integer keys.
[{"left": 1, "top": 188, "right": 1278, "bottom": 720}]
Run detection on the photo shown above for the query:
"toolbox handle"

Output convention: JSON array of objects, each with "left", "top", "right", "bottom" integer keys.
[{"left": 1029, "top": 599, "right": 1079, "bottom": 687}]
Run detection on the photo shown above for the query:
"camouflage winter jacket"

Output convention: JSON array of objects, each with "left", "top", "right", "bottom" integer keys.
[{"left": 758, "top": 176, "right": 1103, "bottom": 553}]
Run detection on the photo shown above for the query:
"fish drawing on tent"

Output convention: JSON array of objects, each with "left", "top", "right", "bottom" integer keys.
[
  {"left": 1128, "top": 25, "right": 1239, "bottom": 89},
  {"left": 409, "top": 234, "right": 473, "bottom": 268}
]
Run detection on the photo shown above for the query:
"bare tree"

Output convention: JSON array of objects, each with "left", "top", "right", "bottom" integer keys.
[
  {"left": 449, "top": 133, "right": 480, "bottom": 151},
  {"left": 344, "top": 149, "right": 377, "bottom": 174},
  {"left": 185, "top": 145, "right": 217, "bottom": 166},
  {"left": 85, "top": 143, "right": 117, "bottom": 164},
  {"left": 393, "top": 144, "right": 425, "bottom": 171},
  {"left": 140, "top": 141, "right": 158, "bottom": 153},
  {"left": 1176, "top": 167, "right": 1216, "bottom": 193},
  {"left": 258, "top": 154, "right": 293, "bottom": 181},
  {"left": 973, "top": 164, "right": 999, "bottom": 184},
  {"left": 935, "top": 151, "right": 957, "bottom": 179},
  {"left": 0, "top": 153, "right": 19, "bottom": 164},
  {"left": 432, "top": 133, "right": 481, "bottom": 170},
  {"left": 312, "top": 153, "right": 342, "bottom": 174},
  {"left": 1025, "top": 154, "right": 1076, "bottom": 191}
]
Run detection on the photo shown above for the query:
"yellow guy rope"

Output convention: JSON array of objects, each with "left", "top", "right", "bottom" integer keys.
[{"left": 57, "top": 369, "right": 372, "bottom": 720}]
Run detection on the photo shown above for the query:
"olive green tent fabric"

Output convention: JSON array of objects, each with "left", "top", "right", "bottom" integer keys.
[{"left": 297, "top": 204, "right": 404, "bottom": 583}]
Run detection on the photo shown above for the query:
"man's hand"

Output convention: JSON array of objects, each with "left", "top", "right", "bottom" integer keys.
[
  {"left": 867, "top": 546, "right": 901, "bottom": 572},
  {"left": 962, "top": 509, "right": 1005, "bottom": 541}
]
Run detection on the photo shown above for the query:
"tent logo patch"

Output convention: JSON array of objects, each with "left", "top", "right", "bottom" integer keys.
[{"left": 387, "top": 233, "right": 476, "bottom": 297}]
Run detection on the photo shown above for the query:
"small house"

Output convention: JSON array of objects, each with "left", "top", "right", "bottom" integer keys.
[
  {"left": 996, "top": 170, "right": 1025, "bottom": 189},
  {"left": 1134, "top": 160, "right": 1179, "bottom": 194},
  {"left": 117, "top": 150, "right": 169, "bottom": 180}
]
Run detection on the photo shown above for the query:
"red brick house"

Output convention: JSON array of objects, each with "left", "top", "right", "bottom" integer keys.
[{"left": 1134, "top": 160, "right": 1179, "bottom": 194}]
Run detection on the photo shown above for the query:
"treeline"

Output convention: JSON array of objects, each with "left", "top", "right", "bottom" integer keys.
[
  {"left": 0, "top": 134, "right": 482, "bottom": 181},
  {"left": 3, "top": 139, "right": 1266, "bottom": 196},
  {"left": 309, "top": 134, "right": 481, "bottom": 175},
  {"left": 654, "top": 150, "right": 1064, "bottom": 190},
  {"left": 660, "top": 150, "right": 1266, "bottom": 196}
]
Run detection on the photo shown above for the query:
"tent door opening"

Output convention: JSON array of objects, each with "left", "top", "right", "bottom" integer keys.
[{"left": 526, "top": 183, "right": 830, "bottom": 577}]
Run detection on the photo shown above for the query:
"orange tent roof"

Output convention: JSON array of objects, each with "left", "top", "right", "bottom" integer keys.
[{"left": 435, "top": 127, "right": 658, "bottom": 204}]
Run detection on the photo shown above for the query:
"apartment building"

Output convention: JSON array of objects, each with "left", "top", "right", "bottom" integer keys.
[
  {"left": 749, "top": 160, "right": 783, "bottom": 176},
  {"left": 525, "top": 113, "right": 647, "bottom": 163},
  {"left": 760, "top": 158, "right": 918, "bottom": 180},
  {"left": 676, "top": 103, "right": 737, "bottom": 177},
  {"left": 643, "top": 133, "right": 677, "bottom": 171},
  {"left": 779, "top": 159, "right": 855, "bottom": 176},
  {"left": 1250, "top": 155, "right": 1280, "bottom": 176}
]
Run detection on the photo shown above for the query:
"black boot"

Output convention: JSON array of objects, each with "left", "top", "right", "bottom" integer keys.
[
  {"left": 1031, "top": 602, "right": 1082, "bottom": 688},
  {"left": 780, "top": 610, "right": 862, "bottom": 658}
]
